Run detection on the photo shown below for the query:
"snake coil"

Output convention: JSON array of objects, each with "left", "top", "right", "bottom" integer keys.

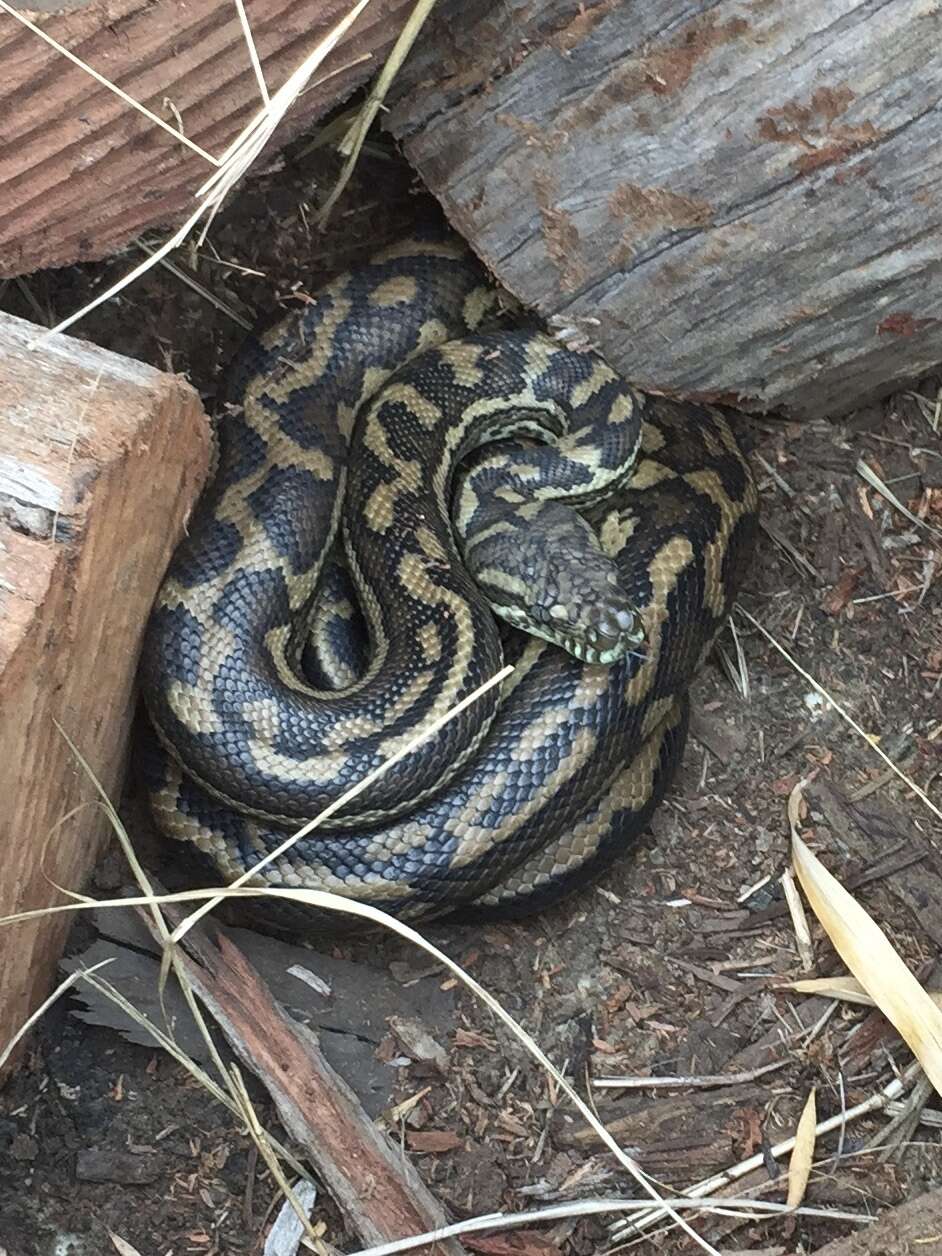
[{"left": 139, "top": 234, "right": 758, "bottom": 924}]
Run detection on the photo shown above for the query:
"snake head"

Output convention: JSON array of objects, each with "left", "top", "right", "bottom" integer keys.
[{"left": 460, "top": 502, "right": 644, "bottom": 665}]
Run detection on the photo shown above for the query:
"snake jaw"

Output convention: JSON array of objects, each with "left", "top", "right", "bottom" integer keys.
[
  {"left": 462, "top": 500, "right": 646, "bottom": 666},
  {"left": 481, "top": 572, "right": 645, "bottom": 665}
]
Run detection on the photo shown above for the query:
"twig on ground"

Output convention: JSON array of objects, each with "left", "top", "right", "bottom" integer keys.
[{"left": 592, "top": 1060, "right": 788, "bottom": 1090}]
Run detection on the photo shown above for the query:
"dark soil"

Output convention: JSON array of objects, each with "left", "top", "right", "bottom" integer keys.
[{"left": 1, "top": 127, "right": 941, "bottom": 1256}]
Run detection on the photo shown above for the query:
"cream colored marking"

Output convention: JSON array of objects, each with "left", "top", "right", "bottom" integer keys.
[
  {"left": 640, "top": 694, "right": 675, "bottom": 740},
  {"left": 448, "top": 726, "right": 600, "bottom": 869},
  {"left": 606, "top": 390, "right": 637, "bottom": 427},
  {"left": 372, "top": 382, "right": 443, "bottom": 430},
  {"left": 522, "top": 335, "right": 559, "bottom": 378},
  {"left": 625, "top": 532, "right": 695, "bottom": 709},
  {"left": 683, "top": 467, "right": 741, "bottom": 618},
  {"left": 568, "top": 359, "right": 616, "bottom": 408},
  {"left": 422, "top": 315, "right": 455, "bottom": 350},
  {"left": 415, "top": 525, "right": 448, "bottom": 562},
  {"left": 373, "top": 552, "right": 484, "bottom": 763},
  {"left": 376, "top": 238, "right": 464, "bottom": 262},
  {"left": 598, "top": 508, "right": 638, "bottom": 555},
  {"left": 363, "top": 481, "right": 400, "bottom": 534},
  {"left": 418, "top": 622, "right": 442, "bottom": 663},
  {"left": 626, "top": 458, "right": 675, "bottom": 490},
  {"left": 263, "top": 624, "right": 317, "bottom": 696},
  {"left": 247, "top": 734, "right": 349, "bottom": 785},
  {"left": 461, "top": 518, "right": 516, "bottom": 548},
  {"left": 698, "top": 422, "right": 725, "bottom": 458},
  {"left": 250, "top": 293, "right": 354, "bottom": 408},
  {"left": 318, "top": 667, "right": 435, "bottom": 751},
  {"left": 477, "top": 567, "right": 527, "bottom": 597},
  {"left": 463, "top": 286, "right": 499, "bottom": 328},
  {"left": 640, "top": 422, "right": 666, "bottom": 454},
  {"left": 360, "top": 817, "right": 430, "bottom": 865},
  {"left": 360, "top": 416, "right": 422, "bottom": 534},
  {"left": 480, "top": 713, "right": 675, "bottom": 903},
  {"left": 517, "top": 674, "right": 608, "bottom": 763},
  {"left": 163, "top": 618, "right": 239, "bottom": 736},
  {"left": 435, "top": 339, "right": 486, "bottom": 388},
  {"left": 459, "top": 385, "right": 548, "bottom": 429},
  {"left": 240, "top": 697, "right": 284, "bottom": 741},
  {"left": 370, "top": 275, "right": 418, "bottom": 307}
]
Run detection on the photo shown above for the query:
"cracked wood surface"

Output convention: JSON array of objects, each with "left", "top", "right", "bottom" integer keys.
[
  {"left": 0, "top": 0, "right": 414, "bottom": 276},
  {"left": 390, "top": 0, "right": 942, "bottom": 416},
  {"left": 0, "top": 311, "right": 210, "bottom": 1076}
]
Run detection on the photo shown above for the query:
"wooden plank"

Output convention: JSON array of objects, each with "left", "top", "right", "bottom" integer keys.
[
  {"left": 143, "top": 902, "right": 465, "bottom": 1253},
  {"left": 0, "top": 311, "right": 211, "bottom": 1075},
  {"left": 0, "top": 0, "right": 415, "bottom": 277},
  {"left": 389, "top": 0, "right": 942, "bottom": 417}
]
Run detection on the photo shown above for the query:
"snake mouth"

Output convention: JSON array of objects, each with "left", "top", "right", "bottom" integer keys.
[
  {"left": 496, "top": 589, "right": 645, "bottom": 665},
  {"left": 521, "top": 603, "right": 646, "bottom": 665},
  {"left": 542, "top": 592, "right": 645, "bottom": 665},
  {"left": 563, "top": 622, "right": 646, "bottom": 665}
]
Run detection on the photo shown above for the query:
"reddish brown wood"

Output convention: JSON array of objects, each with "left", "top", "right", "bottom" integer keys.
[
  {"left": 156, "top": 910, "right": 464, "bottom": 1252},
  {"left": 0, "top": 0, "right": 414, "bottom": 277},
  {"left": 0, "top": 310, "right": 211, "bottom": 1075}
]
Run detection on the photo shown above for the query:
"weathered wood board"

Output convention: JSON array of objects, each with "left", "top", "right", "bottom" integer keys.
[
  {"left": 390, "top": 0, "right": 942, "bottom": 416},
  {"left": 0, "top": 311, "right": 210, "bottom": 1075},
  {"left": 0, "top": 0, "right": 415, "bottom": 277}
]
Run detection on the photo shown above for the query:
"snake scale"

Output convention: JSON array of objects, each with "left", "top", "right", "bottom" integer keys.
[{"left": 139, "top": 232, "right": 758, "bottom": 925}]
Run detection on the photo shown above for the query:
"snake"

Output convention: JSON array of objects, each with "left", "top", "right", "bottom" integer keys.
[{"left": 138, "top": 232, "right": 758, "bottom": 925}]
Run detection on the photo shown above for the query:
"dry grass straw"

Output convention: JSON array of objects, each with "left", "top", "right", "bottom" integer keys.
[
  {"left": 167, "top": 663, "right": 512, "bottom": 945},
  {"left": 785, "top": 1088, "right": 817, "bottom": 1208},
  {"left": 789, "top": 782, "right": 942, "bottom": 1099},
  {"left": 1, "top": 871, "right": 722, "bottom": 1256},
  {"left": 0, "top": 0, "right": 217, "bottom": 164},
  {"left": 735, "top": 606, "right": 942, "bottom": 825},
  {"left": 49, "top": 726, "right": 321, "bottom": 1245},
  {"left": 788, "top": 974, "right": 942, "bottom": 1010},
  {"left": 341, "top": 1196, "right": 872, "bottom": 1256},
  {"left": 607, "top": 1061, "right": 919, "bottom": 1245},
  {"left": 1, "top": 0, "right": 436, "bottom": 343},
  {"left": 857, "top": 457, "right": 942, "bottom": 540},
  {"left": 316, "top": 0, "right": 440, "bottom": 225},
  {"left": 0, "top": 959, "right": 113, "bottom": 1074},
  {"left": 2, "top": 671, "right": 712, "bottom": 1256}
]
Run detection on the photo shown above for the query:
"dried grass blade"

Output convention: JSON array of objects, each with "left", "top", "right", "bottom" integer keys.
[
  {"left": 0, "top": 961, "right": 113, "bottom": 1072},
  {"left": 0, "top": 0, "right": 217, "bottom": 164},
  {"left": 786, "top": 1088, "right": 817, "bottom": 1208},
  {"left": 737, "top": 607, "right": 942, "bottom": 825},
  {"left": 857, "top": 458, "right": 942, "bottom": 539},
  {"left": 788, "top": 975, "right": 942, "bottom": 1011},
  {"left": 318, "top": 0, "right": 440, "bottom": 224},
  {"left": 792, "top": 831, "right": 942, "bottom": 1097}
]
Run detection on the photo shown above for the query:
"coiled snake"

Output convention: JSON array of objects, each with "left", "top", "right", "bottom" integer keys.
[{"left": 139, "top": 233, "right": 758, "bottom": 923}]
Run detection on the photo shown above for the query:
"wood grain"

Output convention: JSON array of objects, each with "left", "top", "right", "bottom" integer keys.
[
  {"left": 148, "top": 906, "right": 465, "bottom": 1253},
  {"left": 0, "top": 311, "right": 210, "bottom": 1074},
  {"left": 390, "top": 0, "right": 942, "bottom": 416},
  {"left": 0, "top": 0, "right": 414, "bottom": 276}
]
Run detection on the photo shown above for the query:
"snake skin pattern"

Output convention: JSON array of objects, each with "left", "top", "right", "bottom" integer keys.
[{"left": 139, "top": 233, "right": 758, "bottom": 924}]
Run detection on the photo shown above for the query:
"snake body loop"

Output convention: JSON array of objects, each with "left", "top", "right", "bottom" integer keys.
[{"left": 140, "top": 234, "right": 758, "bottom": 923}]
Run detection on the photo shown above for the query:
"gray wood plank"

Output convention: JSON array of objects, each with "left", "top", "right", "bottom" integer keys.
[{"left": 391, "top": 0, "right": 942, "bottom": 416}]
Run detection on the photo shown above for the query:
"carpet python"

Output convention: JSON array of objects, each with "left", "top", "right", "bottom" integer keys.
[{"left": 139, "top": 232, "right": 758, "bottom": 924}]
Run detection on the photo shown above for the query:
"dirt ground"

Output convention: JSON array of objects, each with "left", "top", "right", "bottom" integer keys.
[{"left": 1, "top": 132, "right": 941, "bottom": 1256}]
